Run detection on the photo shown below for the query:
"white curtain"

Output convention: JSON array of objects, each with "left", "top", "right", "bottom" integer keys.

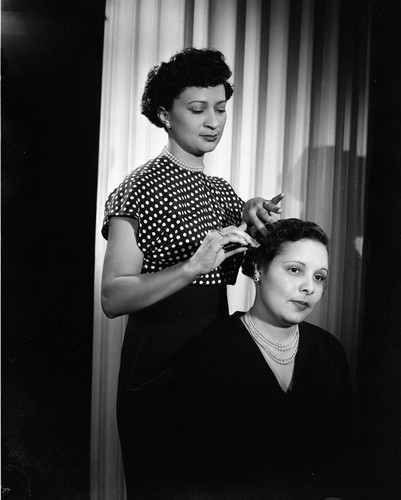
[{"left": 91, "top": 0, "right": 371, "bottom": 497}]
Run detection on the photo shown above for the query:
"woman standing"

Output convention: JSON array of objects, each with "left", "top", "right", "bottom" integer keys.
[{"left": 101, "top": 47, "right": 283, "bottom": 497}]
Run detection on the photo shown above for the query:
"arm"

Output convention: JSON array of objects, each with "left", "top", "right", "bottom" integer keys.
[
  {"left": 101, "top": 217, "right": 256, "bottom": 318},
  {"left": 242, "top": 192, "right": 285, "bottom": 235}
]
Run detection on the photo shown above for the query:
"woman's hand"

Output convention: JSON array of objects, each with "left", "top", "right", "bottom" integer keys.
[
  {"left": 242, "top": 193, "right": 285, "bottom": 236},
  {"left": 186, "top": 222, "right": 258, "bottom": 277},
  {"left": 102, "top": 218, "right": 258, "bottom": 317}
]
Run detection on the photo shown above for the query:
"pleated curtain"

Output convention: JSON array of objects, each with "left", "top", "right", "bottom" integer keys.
[{"left": 91, "top": 0, "right": 371, "bottom": 497}]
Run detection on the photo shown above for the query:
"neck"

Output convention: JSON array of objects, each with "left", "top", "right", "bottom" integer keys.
[
  {"left": 248, "top": 307, "right": 298, "bottom": 343},
  {"left": 166, "top": 140, "right": 205, "bottom": 168}
]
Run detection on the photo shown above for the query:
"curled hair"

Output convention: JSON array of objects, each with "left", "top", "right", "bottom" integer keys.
[
  {"left": 242, "top": 218, "right": 329, "bottom": 278},
  {"left": 141, "top": 47, "right": 234, "bottom": 128}
]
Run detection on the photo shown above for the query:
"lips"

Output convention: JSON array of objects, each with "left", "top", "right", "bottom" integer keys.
[
  {"left": 201, "top": 134, "right": 218, "bottom": 140},
  {"left": 290, "top": 300, "right": 310, "bottom": 311}
]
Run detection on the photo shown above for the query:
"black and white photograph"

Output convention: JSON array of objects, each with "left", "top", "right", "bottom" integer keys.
[{"left": 2, "top": 0, "right": 401, "bottom": 498}]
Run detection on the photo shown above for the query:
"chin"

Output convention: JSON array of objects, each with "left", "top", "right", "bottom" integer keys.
[
  {"left": 200, "top": 137, "right": 221, "bottom": 149},
  {"left": 281, "top": 313, "right": 309, "bottom": 326},
  {"left": 200, "top": 143, "right": 219, "bottom": 154}
]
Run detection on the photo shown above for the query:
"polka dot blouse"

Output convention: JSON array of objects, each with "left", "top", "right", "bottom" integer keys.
[{"left": 102, "top": 153, "right": 245, "bottom": 286}]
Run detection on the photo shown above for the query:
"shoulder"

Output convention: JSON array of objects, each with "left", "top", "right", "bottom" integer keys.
[
  {"left": 121, "top": 155, "right": 167, "bottom": 186},
  {"left": 184, "top": 313, "right": 242, "bottom": 352},
  {"left": 300, "top": 321, "right": 343, "bottom": 346},
  {"left": 172, "top": 314, "right": 244, "bottom": 371},
  {"left": 206, "top": 175, "right": 237, "bottom": 192},
  {"left": 300, "top": 321, "right": 349, "bottom": 365},
  {"left": 300, "top": 322, "right": 342, "bottom": 347},
  {"left": 102, "top": 156, "right": 166, "bottom": 239},
  {"left": 204, "top": 175, "right": 244, "bottom": 208},
  {"left": 104, "top": 156, "right": 164, "bottom": 202}
]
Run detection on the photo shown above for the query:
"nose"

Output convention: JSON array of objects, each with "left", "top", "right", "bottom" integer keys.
[
  {"left": 300, "top": 275, "right": 315, "bottom": 295},
  {"left": 204, "top": 109, "right": 219, "bottom": 129}
]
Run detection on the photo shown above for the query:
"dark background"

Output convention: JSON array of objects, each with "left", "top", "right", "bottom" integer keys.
[
  {"left": 1, "top": 0, "right": 401, "bottom": 498},
  {"left": 2, "top": 0, "right": 105, "bottom": 497},
  {"left": 359, "top": 0, "right": 401, "bottom": 495}
]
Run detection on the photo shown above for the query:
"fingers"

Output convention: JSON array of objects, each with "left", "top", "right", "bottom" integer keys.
[
  {"left": 241, "top": 193, "right": 285, "bottom": 238},
  {"left": 214, "top": 225, "right": 259, "bottom": 248},
  {"left": 270, "top": 192, "right": 285, "bottom": 205},
  {"left": 223, "top": 245, "right": 251, "bottom": 258},
  {"left": 191, "top": 224, "right": 253, "bottom": 276},
  {"left": 258, "top": 205, "right": 279, "bottom": 221},
  {"left": 262, "top": 200, "right": 281, "bottom": 213},
  {"left": 247, "top": 217, "right": 268, "bottom": 236},
  {"left": 256, "top": 212, "right": 280, "bottom": 228},
  {"left": 262, "top": 192, "right": 285, "bottom": 215}
]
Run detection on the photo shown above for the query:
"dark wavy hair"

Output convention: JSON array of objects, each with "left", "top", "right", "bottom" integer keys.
[
  {"left": 141, "top": 47, "right": 234, "bottom": 128},
  {"left": 242, "top": 218, "right": 329, "bottom": 278}
]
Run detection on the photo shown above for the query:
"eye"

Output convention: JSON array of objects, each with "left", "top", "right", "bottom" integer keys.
[
  {"left": 288, "top": 267, "right": 301, "bottom": 274},
  {"left": 314, "top": 274, "right": 327, "bottom": 283},
  {"left": 215, "top": 108, "right": 226, "bottom": 114},
  {"left": 190, "top": 109, "right": 204, "bottom": 114}
]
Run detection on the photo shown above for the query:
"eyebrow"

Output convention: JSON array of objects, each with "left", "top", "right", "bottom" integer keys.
[
  {"left": 283, "top": 260, "right": 328, "bottom": 272},
  {"left": 187, "top": 100, "right": 227, "bottom": 105}
]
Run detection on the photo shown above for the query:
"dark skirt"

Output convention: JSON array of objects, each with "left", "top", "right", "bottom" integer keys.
[{"left": 116, "top": 285, "right": 229, "bottom": 498}]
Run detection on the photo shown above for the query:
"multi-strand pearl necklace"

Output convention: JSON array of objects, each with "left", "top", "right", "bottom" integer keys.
[
  {"left": 243, "top": 311, "right": 299, "bottom": 366},
  {"left": 162, "top": 147, "right": 205, "bottom": 173}
]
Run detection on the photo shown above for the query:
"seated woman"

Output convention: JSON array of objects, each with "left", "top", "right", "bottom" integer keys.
[{"left": 158, "top": 218, "right": 360, "bottom": 499}]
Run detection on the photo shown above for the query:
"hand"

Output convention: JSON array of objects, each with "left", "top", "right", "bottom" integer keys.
[
  {"left": 242, "top": 193, "right": 285, "bottom": 236},
  {"left": 188, "top": 222, "right": 259, "bottom": 277}
]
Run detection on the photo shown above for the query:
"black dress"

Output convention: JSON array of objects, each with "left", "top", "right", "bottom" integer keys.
[
  {"left": 162, "top": 313, "right": 359, "bottom": 499},
  {"left": 102, "top": 153, "right": 244, "bottom": 496}
]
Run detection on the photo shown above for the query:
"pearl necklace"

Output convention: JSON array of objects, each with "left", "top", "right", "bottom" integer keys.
[
  {"left": 162, "top": 147, "right": 205, "bottom": 173},
  {"left": 243, "top": 311, "right": 299, "bottom": 365}
]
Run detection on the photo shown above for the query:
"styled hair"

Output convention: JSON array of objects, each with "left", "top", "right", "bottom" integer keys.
[
  {"left": 141, "top": 47, "right": 234, "bottom": 128},
  {"left": 242, "top": 218, "right": 329, "bottom": 278}
]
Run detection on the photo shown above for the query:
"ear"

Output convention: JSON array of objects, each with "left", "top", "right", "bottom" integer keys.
[{"left": 157, "top": 106, "right": 171, "bottom": 129}]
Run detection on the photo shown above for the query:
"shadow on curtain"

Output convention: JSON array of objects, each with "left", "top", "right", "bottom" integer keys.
[{"left": 91, "top": 0, "right": 371, "bottom": 497}]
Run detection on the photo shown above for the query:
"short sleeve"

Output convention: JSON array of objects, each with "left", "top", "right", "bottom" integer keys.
[{"left": 101, "top": 169, "right": 144, "bottom": 240}]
